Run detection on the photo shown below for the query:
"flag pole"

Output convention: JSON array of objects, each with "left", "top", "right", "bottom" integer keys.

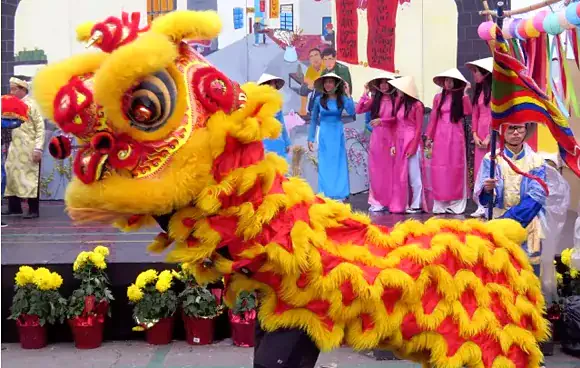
[{"left": 487, "top": 1, "right": 504, "bottom": 220}]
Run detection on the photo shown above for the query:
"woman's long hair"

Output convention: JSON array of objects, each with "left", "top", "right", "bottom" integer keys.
[
  {"left": 370, "top": 84, "right": 395, "bottom": 119},
  {"left": 395, "top": 93, "right": 420, "bottom": 118},
  {"left": 320, "top": 78, "right": 345, "bottom": 110},
  {"left": 471, "top": 66, "right": 492, "bottom": 107},
  {"left": 436, "top": 79, "right": 465, "bottom": 123}
]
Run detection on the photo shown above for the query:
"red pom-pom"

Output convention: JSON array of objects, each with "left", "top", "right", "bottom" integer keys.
[
  {"left": 1, "top": 95, "right": 28, "bottom": 121},
  {"left": 48, "top": 136, "right": 73, "bottom": 159}
]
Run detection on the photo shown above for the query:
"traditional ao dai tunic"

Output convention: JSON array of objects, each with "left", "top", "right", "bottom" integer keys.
[
  {"left": 4, "top": 95, "right": 45, "bottom": 199},
  {"left": 475, "top": 145, "right": 547, "bottom": 275},
  {"left": 263, "top": 111, "right": 291, "bottom": 159},
  {"left": 426, "top": 93, "right": 472, "bottom": 213},
  {"left": 390, "top": 101, "right": 428, "bottom": 213},
  {"left": 355, "top": 94, "right": 395, "bottom": 208},
  {"left": 472, "top": 93, "right": 492, "bottom": 180},
  {"left": 308, "top": 95, "right": 355, "bottom": 200}
]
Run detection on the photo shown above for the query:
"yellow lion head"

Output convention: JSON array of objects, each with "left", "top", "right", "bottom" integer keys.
[{"left": 34, "top": 11, "right": 284, "bottom": 227}]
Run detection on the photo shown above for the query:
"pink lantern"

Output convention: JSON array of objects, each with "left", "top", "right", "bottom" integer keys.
[
  {"left": 478, "top": 21, "right": 495, "bottom": 41},
  {"left": 532, "top": 10, "right": 548, "bottom": 33}
]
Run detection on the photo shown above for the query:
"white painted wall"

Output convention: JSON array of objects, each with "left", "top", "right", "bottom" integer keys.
[
  {"left": 217, "top": 0, "right": 249, "bottom": 49},
  {"left": 299, "top": 0, "right": 331, "bottom": 35},
  {"left": 15, "top": 0, "right": 147, "bottom": 74}
]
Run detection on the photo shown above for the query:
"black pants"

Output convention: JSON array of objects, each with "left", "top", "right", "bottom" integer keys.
[
  {"left": 254, "top": 319, "right": 320, "bottom": 368},
  {"left": 7, "top": 196, "right": 39, "bottom": 214}
]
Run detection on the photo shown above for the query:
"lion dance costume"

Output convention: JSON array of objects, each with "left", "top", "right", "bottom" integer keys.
[{"left": 34, "top": 11, "right": 549, "bottom": 368}]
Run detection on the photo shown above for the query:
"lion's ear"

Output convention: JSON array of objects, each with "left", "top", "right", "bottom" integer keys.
[{"left": 151, "top": 10, "right": 222, "bottom": 44}]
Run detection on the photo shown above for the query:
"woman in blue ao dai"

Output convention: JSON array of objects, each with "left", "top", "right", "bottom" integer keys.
[
  {"left": 307, "top": 73, "right": 355, "bottom": 202},
  {"left": 257, "top": 73, "right": 291, "bottom": 159}
]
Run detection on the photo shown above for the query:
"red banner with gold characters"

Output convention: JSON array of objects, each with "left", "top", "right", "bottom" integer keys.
[
  {"left": 336, "top": 0, "right": 358, "bottom": 65},
  {"left": 269, "top": 0, "right": 279, "bottom": 18},
  {"left": 367, "top": 0, "right": 397, "bottom": 72}
]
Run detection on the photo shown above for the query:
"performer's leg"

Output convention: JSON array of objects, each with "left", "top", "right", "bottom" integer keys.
[
  {"left": 4, "top": 196, "right": 23, "bottom": 215},
  {"left": 24, "top": 198, "right": 39, "bottom": 218},
  {"left": 253, "top": 327, "right": 320, "bottom": 368},
  {"left": 408, "top": 152, "right": 423, "bottom": 211}
]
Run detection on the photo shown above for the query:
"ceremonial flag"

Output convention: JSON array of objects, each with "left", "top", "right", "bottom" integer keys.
[{"left": 491, "top": 27, "right": 580, "bottom": 177}]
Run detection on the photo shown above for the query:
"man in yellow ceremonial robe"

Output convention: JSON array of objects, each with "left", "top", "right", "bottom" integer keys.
[{"left": 3, "top": 76, "right": 45, "bottom": 219}]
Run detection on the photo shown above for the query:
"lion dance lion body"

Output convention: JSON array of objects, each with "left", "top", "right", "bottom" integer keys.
[{"left": 33, "top": 10, "right": 548, "bottom": 368}]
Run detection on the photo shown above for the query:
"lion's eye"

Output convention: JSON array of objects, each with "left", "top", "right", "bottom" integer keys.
[{"left": 125, "top": 70, "right": 176, "bottom": 132}]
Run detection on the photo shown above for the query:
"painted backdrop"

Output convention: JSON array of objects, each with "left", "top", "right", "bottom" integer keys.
[{"left": 3, "top": 0, "right": 492, "bottom": 200}]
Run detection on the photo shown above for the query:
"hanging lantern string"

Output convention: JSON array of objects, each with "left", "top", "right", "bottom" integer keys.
[{"left": 480, "top": 0, "right": 569, "bottom": 18}]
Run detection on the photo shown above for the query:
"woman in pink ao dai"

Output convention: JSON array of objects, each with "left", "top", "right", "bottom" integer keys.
[
  {"left": 465, "top": 57, "right": 493, "bottom": 218},
  {"left": 425, "top": 68, "right": 472, "bottom": 214},
  {"left": 388, "top": 76, "right": 428, "bottom": 214},
  {"left": 355, "top": 73, "right": 398, "bottom": 212}
]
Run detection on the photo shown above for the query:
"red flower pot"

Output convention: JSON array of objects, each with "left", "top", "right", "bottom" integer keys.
[
  {"left": 146, "top": 317, "right": 175, "bottom": 345},
  {"left": 16, "top": 315, "right": 47, "bottom": 349},
  {"left": 183, "top": 313, "right": 214, "bottom": 345},
  {"left": 68, "top": 316, "right": 105, "bottom": 349},
  {"left": 229, "top": 310, "right": 256, "bottom": 347}
]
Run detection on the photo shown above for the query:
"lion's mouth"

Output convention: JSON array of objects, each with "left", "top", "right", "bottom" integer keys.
[{"left": 74, "top": 148, "right": 111, "bottom": 184}]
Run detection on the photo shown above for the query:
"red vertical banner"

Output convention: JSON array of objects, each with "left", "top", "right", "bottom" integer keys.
[
  {"left": 335, "top": 0, "right": 359, "bottom": 65},
  {"left": 366, "top": 0, "right": 397, "bottom": 72}
]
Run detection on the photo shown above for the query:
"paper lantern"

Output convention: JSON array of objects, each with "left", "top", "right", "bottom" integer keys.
[
  {"left": 512, "top": 19, "right": 526, "bottom": 40},
  {"left": 558, "top": 9, "right": 575, "bottom": 30},
  {"left": 478, "top": 21, "right": 495, "bottom": 41},
  {"left": 565, "top": 2, "right": 580, "bottom": 25},
  {"left": 532, "top": 10, "right": 548, "bottom": 33},
  {"left": 543, "top": 12, "right": 563, "bottom": 35},
  {"left": 502, "top": 18, "right": 513, "bottom": 39},
  {"left": 519, "top": 18, "right": 540, "bottom": 39}
]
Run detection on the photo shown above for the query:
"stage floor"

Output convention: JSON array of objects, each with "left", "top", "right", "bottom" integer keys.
[{"left": 1, "top": 194, "right": 577, "bottom": 265}]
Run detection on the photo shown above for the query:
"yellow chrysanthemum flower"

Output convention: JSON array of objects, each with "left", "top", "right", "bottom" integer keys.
[
  {"left": 93, "top": 245, "right": 110, "bottom": 257},
  {"left": 74, "top": 251, "right": 91, "bottom": 271},
  {"left": 135, "top": 270, "right": 158, "bottom": 289},
  {"left": 155, "top": 270, "right": 173, "bottom": 293},
  {"left": 557, "top": 272, "right": 563, "bottom": 284},
  {"left": 571, "top": 268, "right": 579, "bottom": 279},
  {"left": 34, "top": 268, "right": 60, "bottom": 291},
  {"left": 15, "top": 266, "right": 36, "bottom": 287},
  {"left": 89, "top": 252, "right": 107, "bottom": 270},
  {"left": 127, "top": 284, "right": 144, "bottom": 302},
  {"left": 51, "top": 272, "right": 63, "bottom": 289},
  {"left": 561, "top": 248, "right": 572, "bottom": 267},
  {"left": 132, "top": 326, "right": 145, "bottom": 331},
  {"left": 171, "top": 270, "right": 182, "bottom": 280}
]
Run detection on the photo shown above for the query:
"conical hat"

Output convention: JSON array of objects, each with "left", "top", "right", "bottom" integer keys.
[
  {"left": 367, "top": 71, "right": 400, "bottom": 88},
  {"left": 313, "top": 73, "right": 344, "bottom": 93},
  {"left": 433, "top": 68, "right": 468, "bottom": 88},
  {"left": 388, "top": 76, "right": 420, "bottom": 100},
  {"left": 465, "top": 57, "right": 493, "bottom": 74},
  {"left": 257, "top": 73, "right": 285, "bottom": 90}
]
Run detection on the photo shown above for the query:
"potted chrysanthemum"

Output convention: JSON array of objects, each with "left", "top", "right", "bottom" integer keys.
[
  {"left": 177, "top": 265, "right": 221, "bottom": 345},
  {"left": 230, "top": 291, "right": 257, "bottom": 347},
  {"left": 9, "top": 266, "right": 67, "bottom": 349},
  {"left": 127, "top": 269, "right": 177, "bottom": 345},
  {"left": 67, "top": 246, "right": 114, "bottom": 349}
]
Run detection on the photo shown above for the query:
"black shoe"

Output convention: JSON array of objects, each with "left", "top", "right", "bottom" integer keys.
[
  {"left": 1, "top": 222, "right": 7, "bottom": 227},
  {"left": 22, "top": 212, "right": 39, "bottom": 219}
]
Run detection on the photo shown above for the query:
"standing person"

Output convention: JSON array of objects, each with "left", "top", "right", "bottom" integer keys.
[
  {"left": 466, "top": 57, "right": 493, "bottom": 218},
  {"left": 299, "top": 48, "right": 323, "bottom": 116},
  {"left": 253, "top": 18, "right": 267, "bottom": 46},
  {"left": 320, "top": 48, "right": 352, "bottom": 92},
  {"left": 388, "top": 76, "right": 428, "bottom": 214},
  {"left": 425, "top": 69, "right": 472, "bottom": 214},
  {"left": 1, "top": 95, "right": 29, "bottom": 227},
  {"left": 307, "top": 73, "right": 355, "bottom": 202},
  {"left": 257, "top": 73, "right": 291, "bottom": 159},
  {"left": 321, "top": 23, "right": 336, "bottom": 50},
  {"left": 355, "top": 72, "right": 397, "bottom": 212},
  {"left": 3, "top": 76, "right": 45, "bottom": 219}
]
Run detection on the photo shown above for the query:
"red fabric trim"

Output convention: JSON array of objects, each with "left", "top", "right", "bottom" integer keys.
[
  {"left": 340, "top": 280, "right": 356, "bottom": 306},
  {"left": 421, "top": 282, "right": 442, "bottom": 315},
  {"left": 381, "top": 288, "right": 402, "bottom": 314},
  {"left": 435, "top": 317, "right": 466, "bottom": 357},
  {"left": 459, "top": 288, "right": 478, "bottom": 318},
  {"left": 360, "top": 313, "right": 374, "bottom": 332},
  {"left": 319, "top": 249, "right": 382, "bottom": 284},
  {"left": 296, "top": 273, "right": 309, "bottom": 289}
]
